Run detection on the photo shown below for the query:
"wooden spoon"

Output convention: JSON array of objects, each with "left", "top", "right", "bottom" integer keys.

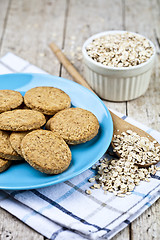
[
  {"left": 109, "top": 111, "right": 159, "bottom": 167},
  {"left": 49, "top": 42, "right": 160, "bottom": 167}
]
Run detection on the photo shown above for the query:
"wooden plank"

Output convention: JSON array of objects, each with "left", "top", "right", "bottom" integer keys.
[
  {"left": 112, "top": 227, "right": 130, "bottom": 240},
  {"left": 124, "top": 1, "right": 160, "bottom": 240},
  {"left": 0, "top": 0, "right": 10, "bottom": 50},
  {"left": 0, "top": 0, "right": 67, "bottom": 239},
  {"left": 61, "top": 0, "right": 127, "bottom": 115},
  {"left": 149, "top": 0, "right": 160, "bottom": 48},
  {"left": 125, "top": 0, "right": 160, "bottom": 131},
  {"left": 123, "top": 0, "right": 157, "bottom": 42},
  {"left": 131, "top": 199, "right": 160, "bottom": 240},
  {"left": 0, "top": 0, "right": 67, "bottom": 75},
  {"left": 0, "top": 208, "right": 43, "bottom": 240}
]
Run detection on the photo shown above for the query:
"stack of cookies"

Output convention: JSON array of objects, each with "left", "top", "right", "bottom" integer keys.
[{"left": 0, "top": 87, "right": 99, "bottom": 175}]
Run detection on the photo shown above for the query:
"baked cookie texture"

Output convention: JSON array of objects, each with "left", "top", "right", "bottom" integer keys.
[
  {"left": 49, "top": 107, "right": 99, "bottom": 144},
  {"left": 0, "top": 130, "right": 23, "bottom": 160},
  {"left": 0, "top": 158, "right": 11, "bottom": 173},
  {"left": 21, "top": 129, "right": 72, "bottom": 174},
  {"left": 10, "top": 131, "right": 31, "bottom": 157},
  {"left": 24, "top": 86, "right": 71, "bottom": 115},
  {"left": 0, "top": 90, "right": 23, "bottom": 113},
  {"left": 0, "top": 109, "right": 46, "bottom": 131}
]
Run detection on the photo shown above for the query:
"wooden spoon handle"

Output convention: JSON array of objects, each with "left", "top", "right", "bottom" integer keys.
[{"left": 49, "top": 42, "right": 94, "bottom": 92}]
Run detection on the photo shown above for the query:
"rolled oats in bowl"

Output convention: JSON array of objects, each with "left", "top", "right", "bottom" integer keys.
[
  {"left": 82, "top": 31, "right": 156, "bottom": 101},
  {"left": 86, "top": 32, "right": 153, "bottom": 68}
]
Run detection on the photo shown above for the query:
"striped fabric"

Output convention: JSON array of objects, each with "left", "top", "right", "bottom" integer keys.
[{"left": 0, "top": 53, "right": 159, "bottom": 240}]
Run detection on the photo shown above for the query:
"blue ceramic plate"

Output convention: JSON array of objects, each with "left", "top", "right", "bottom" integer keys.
[{"left": 0, "top": 73, "right": 113, "bottom": 190}]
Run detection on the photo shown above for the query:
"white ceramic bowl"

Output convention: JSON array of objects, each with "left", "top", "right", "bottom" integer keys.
[{"left": 82, "top": 31, "right": 156, "bottom": 101}]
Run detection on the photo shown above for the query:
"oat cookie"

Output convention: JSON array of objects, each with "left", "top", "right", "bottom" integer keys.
[
  {"left": 0, "top": 109, "right": 46, "bottom": 131},
  {"left": 0, "top": 130, "right": 23, "bottom": 160},
  {"left": 0, "top": 158, "right": 11, "bottom": 173},
  {"left": 0, "top": 90, "right": 23, "bottom": 113},
  {"left": 21, "top": 129, "right": 72, "bottom": 174},
  {"left": 49, "top": 108, "right": 99, "bottom": 144},
  {"left": 10, "top": 131, "right": 31, "bottom": 157},
  {"left": 24, "top": 86, "right": 71, "bottom": 115}
]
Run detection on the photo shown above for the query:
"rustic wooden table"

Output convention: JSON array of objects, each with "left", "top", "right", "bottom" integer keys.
[{"left": 0, "top": 0, "right": 159, "bottom": 239}]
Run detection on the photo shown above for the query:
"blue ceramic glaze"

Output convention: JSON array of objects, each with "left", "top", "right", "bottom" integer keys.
[{"left": 0, "top": 73, "right": 113, "bottom": 190}]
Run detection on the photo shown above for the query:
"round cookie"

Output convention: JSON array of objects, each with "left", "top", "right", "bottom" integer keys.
[
  {"left": 24, "top": 86, "right": 71, "bottom": 115},
  {"left": 49, "top": 107, "right": 99, "bottom": 144},
  {"left": 10, "top": 131, "right": 31, "bottom": 157},
  {"left": 21, "top": 129, "right": 72, "bottom": 174},
  {"left": 0, "top": 158, "right": 11, "bottom": 173},
  {"left": 0, "top": 109, "right": 46, "bottom": 131},
  {"left": 0, "top": 130, "right": 23, "bottom": 160},
  {"left": 0, "top": 90, "right": 23, "bottom": 113}
]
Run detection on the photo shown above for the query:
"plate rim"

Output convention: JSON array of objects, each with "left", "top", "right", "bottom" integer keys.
[{"left": 0, "top": 73, "right": 113, "bottom": 190}]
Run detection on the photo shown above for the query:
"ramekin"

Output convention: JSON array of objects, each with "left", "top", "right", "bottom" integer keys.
[{"left": 82, "top": 31, "right": 156, "bottom": 101}]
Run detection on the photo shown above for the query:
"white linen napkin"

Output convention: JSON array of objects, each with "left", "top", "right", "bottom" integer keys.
[{"left": 0, "top": 53, "right": 159, "bottom": 240}]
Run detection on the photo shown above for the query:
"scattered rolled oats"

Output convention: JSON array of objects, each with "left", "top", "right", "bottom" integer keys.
[
  {"left": 93, "top": 183, "right": 101, "bottom": 189},
  {"left": 87, "top": 157, "right": 159, "bottom": 197},
  {"left": 88, "top": 177, "right": 95, "bottom": 183},
  {"left": 85, "top": 189, "right": 92, "bottom": 195},
  {"left": 113, "top": 130, "right": 160, "bottom": 166},
  {"left": 86, "top": 130, "right": 159, "bottom": 197},
  {"left": 86, "top": 32, "right": 153, "bottom": 67},
  {"left": 91, "top": 164, "right": 97, "bottom": 170}
]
